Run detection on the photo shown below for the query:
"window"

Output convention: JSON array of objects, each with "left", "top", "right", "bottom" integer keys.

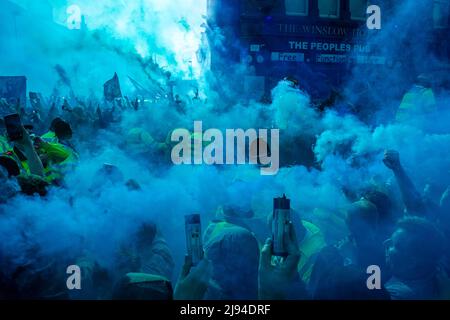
[
  {"left": 319, "top": 0, "right": 339, "bottom": 18},
  {"left": 244, "top": 0, "right": 282, "bottom": 15},
  {"left": 350, "top": 0, "right": 368, "bottom": 20},
  {"left": 433, "top": 0, "right": 449, "bottom": 28},
  {"left": 285, "top": 0, "right": 308, "bottom": 16}
]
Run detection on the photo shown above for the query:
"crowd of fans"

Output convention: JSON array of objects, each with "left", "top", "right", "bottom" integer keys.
[{"left": 0, "top": 78, "right": 449, "bottom": 300}]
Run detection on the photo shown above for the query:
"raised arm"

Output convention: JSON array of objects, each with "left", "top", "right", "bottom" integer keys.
[{"left": 383, "top": 150, "right": 426, "bottom": 216}]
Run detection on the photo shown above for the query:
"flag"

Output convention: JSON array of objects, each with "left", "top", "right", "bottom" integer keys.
[{"left": 103, "top": 73, "right": 122, "bottom": 102}]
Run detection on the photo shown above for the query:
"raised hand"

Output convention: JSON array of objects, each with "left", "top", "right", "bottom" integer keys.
[
  {"left": 174, "top": 255, "right": 212, "bottom": 300},
  {"left": 259, "top": 222, "right": 301, "bottom": 300},
  {"left": 383, "top": 150, "right": 401, "bottom": 171}
]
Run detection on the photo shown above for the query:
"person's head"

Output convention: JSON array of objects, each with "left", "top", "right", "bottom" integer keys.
[
  {"left": 222, "top": 204, "right": 253, "bottom": 220},
  {"left": 204, "top": 224, "right": 259, "bottom": 299},
  {"left": 0, "top": 155, "right": 20, "bottom": 177},
  {"left": 283, "top": 76, "right": 299, "bottom": 88},
  {"left": 89, "top": 164, "right": 125, "bottom": 196},
  {"left": 362, "top": 189, "right": 397, "bottom": 236},
  {"left": 125, "top": 179, "right": 141, "bottom": 191},
  {"left": 362, "top": 190, "right": 393, "bottom": 222},
  {"left": 416, "top": 74, "right": 432, "bottom": 88},
  {"left": 385, "top": 217, "right": 445, "bottom": 280},
  {"left": 50, "top": 117, "right": 72, "bottom": 141},
  {"left": 97, "top": 163, "right": 124, "bottom": 184},
  {"left": 125, "top": 128, "right": 154, "bottom": 154},
  {"left": 346, "top": 200, "right": 379, "bottom": 247},
  {"left": 135, "top": 222, "right": 157, "bottom": 250},
  {"left": 49, "top": 117, "right": 63, "bottom": 131}
]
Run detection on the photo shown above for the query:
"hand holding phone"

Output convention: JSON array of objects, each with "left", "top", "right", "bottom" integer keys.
[
  {"left": 272, "top": 194, "right": 291, "bottom": 257},
  {"left": 185, "top": 214, "right": 204, "bottom": 266},
  {"left": 259, "top": 222, "right": 301, "bottom": 299},
  {"left": 174, "top": 254, "right": 211, "bottom": 300}
]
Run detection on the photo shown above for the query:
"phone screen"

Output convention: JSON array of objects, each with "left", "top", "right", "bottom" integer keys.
[
  {"left": 185, "top": 214, "right": 203, "bottom": 266},
  {"left": 272, "top": 195, "right": 291, "bottom": 257},
  {"left": 4, "top": 114, "right": 23, "bottom": 141}
]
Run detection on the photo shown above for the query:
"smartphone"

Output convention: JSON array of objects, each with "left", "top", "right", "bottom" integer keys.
[
  {"left": 185, "top": 214, "right": 203, "bottom": 266},
  {"left": 272, "top": 194, "right": 291, "bottom": 257},
  {"left": 4, "top": 113, "right": 23, "bottom": 141}
]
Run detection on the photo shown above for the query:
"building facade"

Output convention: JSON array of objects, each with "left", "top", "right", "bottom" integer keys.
[{"left": 207, "top": 0, "right": 450, "bottom": 99}]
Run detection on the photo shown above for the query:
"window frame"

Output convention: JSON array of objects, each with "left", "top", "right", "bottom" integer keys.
[
  {"left": 349, "top": 0, "right": 368, "bottom": 21},
  {"left": 433, "top": 0, "right": 450, "bottom": 28},
  {"left": 285, "top": 0, "right": 309, "bottom": 17},
  {"left": 318, "top": 0, "right": 340, "bottom": 19}
]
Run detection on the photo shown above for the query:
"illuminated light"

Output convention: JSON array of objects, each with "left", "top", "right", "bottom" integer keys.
[
  {"left": 115, "top": 17, "right": 129, "bottom": 36},
  {"left": 57, "top": 0, "right": 208, "bottom": 78},
  {"left": 135, "top": 40, "right": 150, "bottom": 58}
]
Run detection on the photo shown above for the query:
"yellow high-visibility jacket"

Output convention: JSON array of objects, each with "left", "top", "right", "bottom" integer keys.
[
  {"left": 396, "top": 85, "right": 436, "bottom": 122},
  {"left": 0, "top": 135, "right": 10, "bottom": 153}
]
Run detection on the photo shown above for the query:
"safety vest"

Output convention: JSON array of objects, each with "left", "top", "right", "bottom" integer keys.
[
  {"left": 1, "top": 140, "right": 69, "bottom": 185},
  {"left": 16, "top": 157, "right": 61, "bottom": 184},
  {"left": 206, "top": 216, "right": 325, "bottom": 286},
  {"left": 396, "top": 85, "right": 436, "bottom": 122},
  {"left": 126, "top": 128, "right": 155, "bottom": 146},
  {"left": 21, "top": 134, "right": 77, "bottom": 183},
  {"left": 41, "top": 131, "right": 59, "bottom": 143},
  {"left": 297, "top": 220, "right": 327, "bottom": 284},
  {"left": 40, "top": 132, "right": 79, "bottom": 165},
  {"left": 0, "top": 135, "right": 10, "bottom": 153}
]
